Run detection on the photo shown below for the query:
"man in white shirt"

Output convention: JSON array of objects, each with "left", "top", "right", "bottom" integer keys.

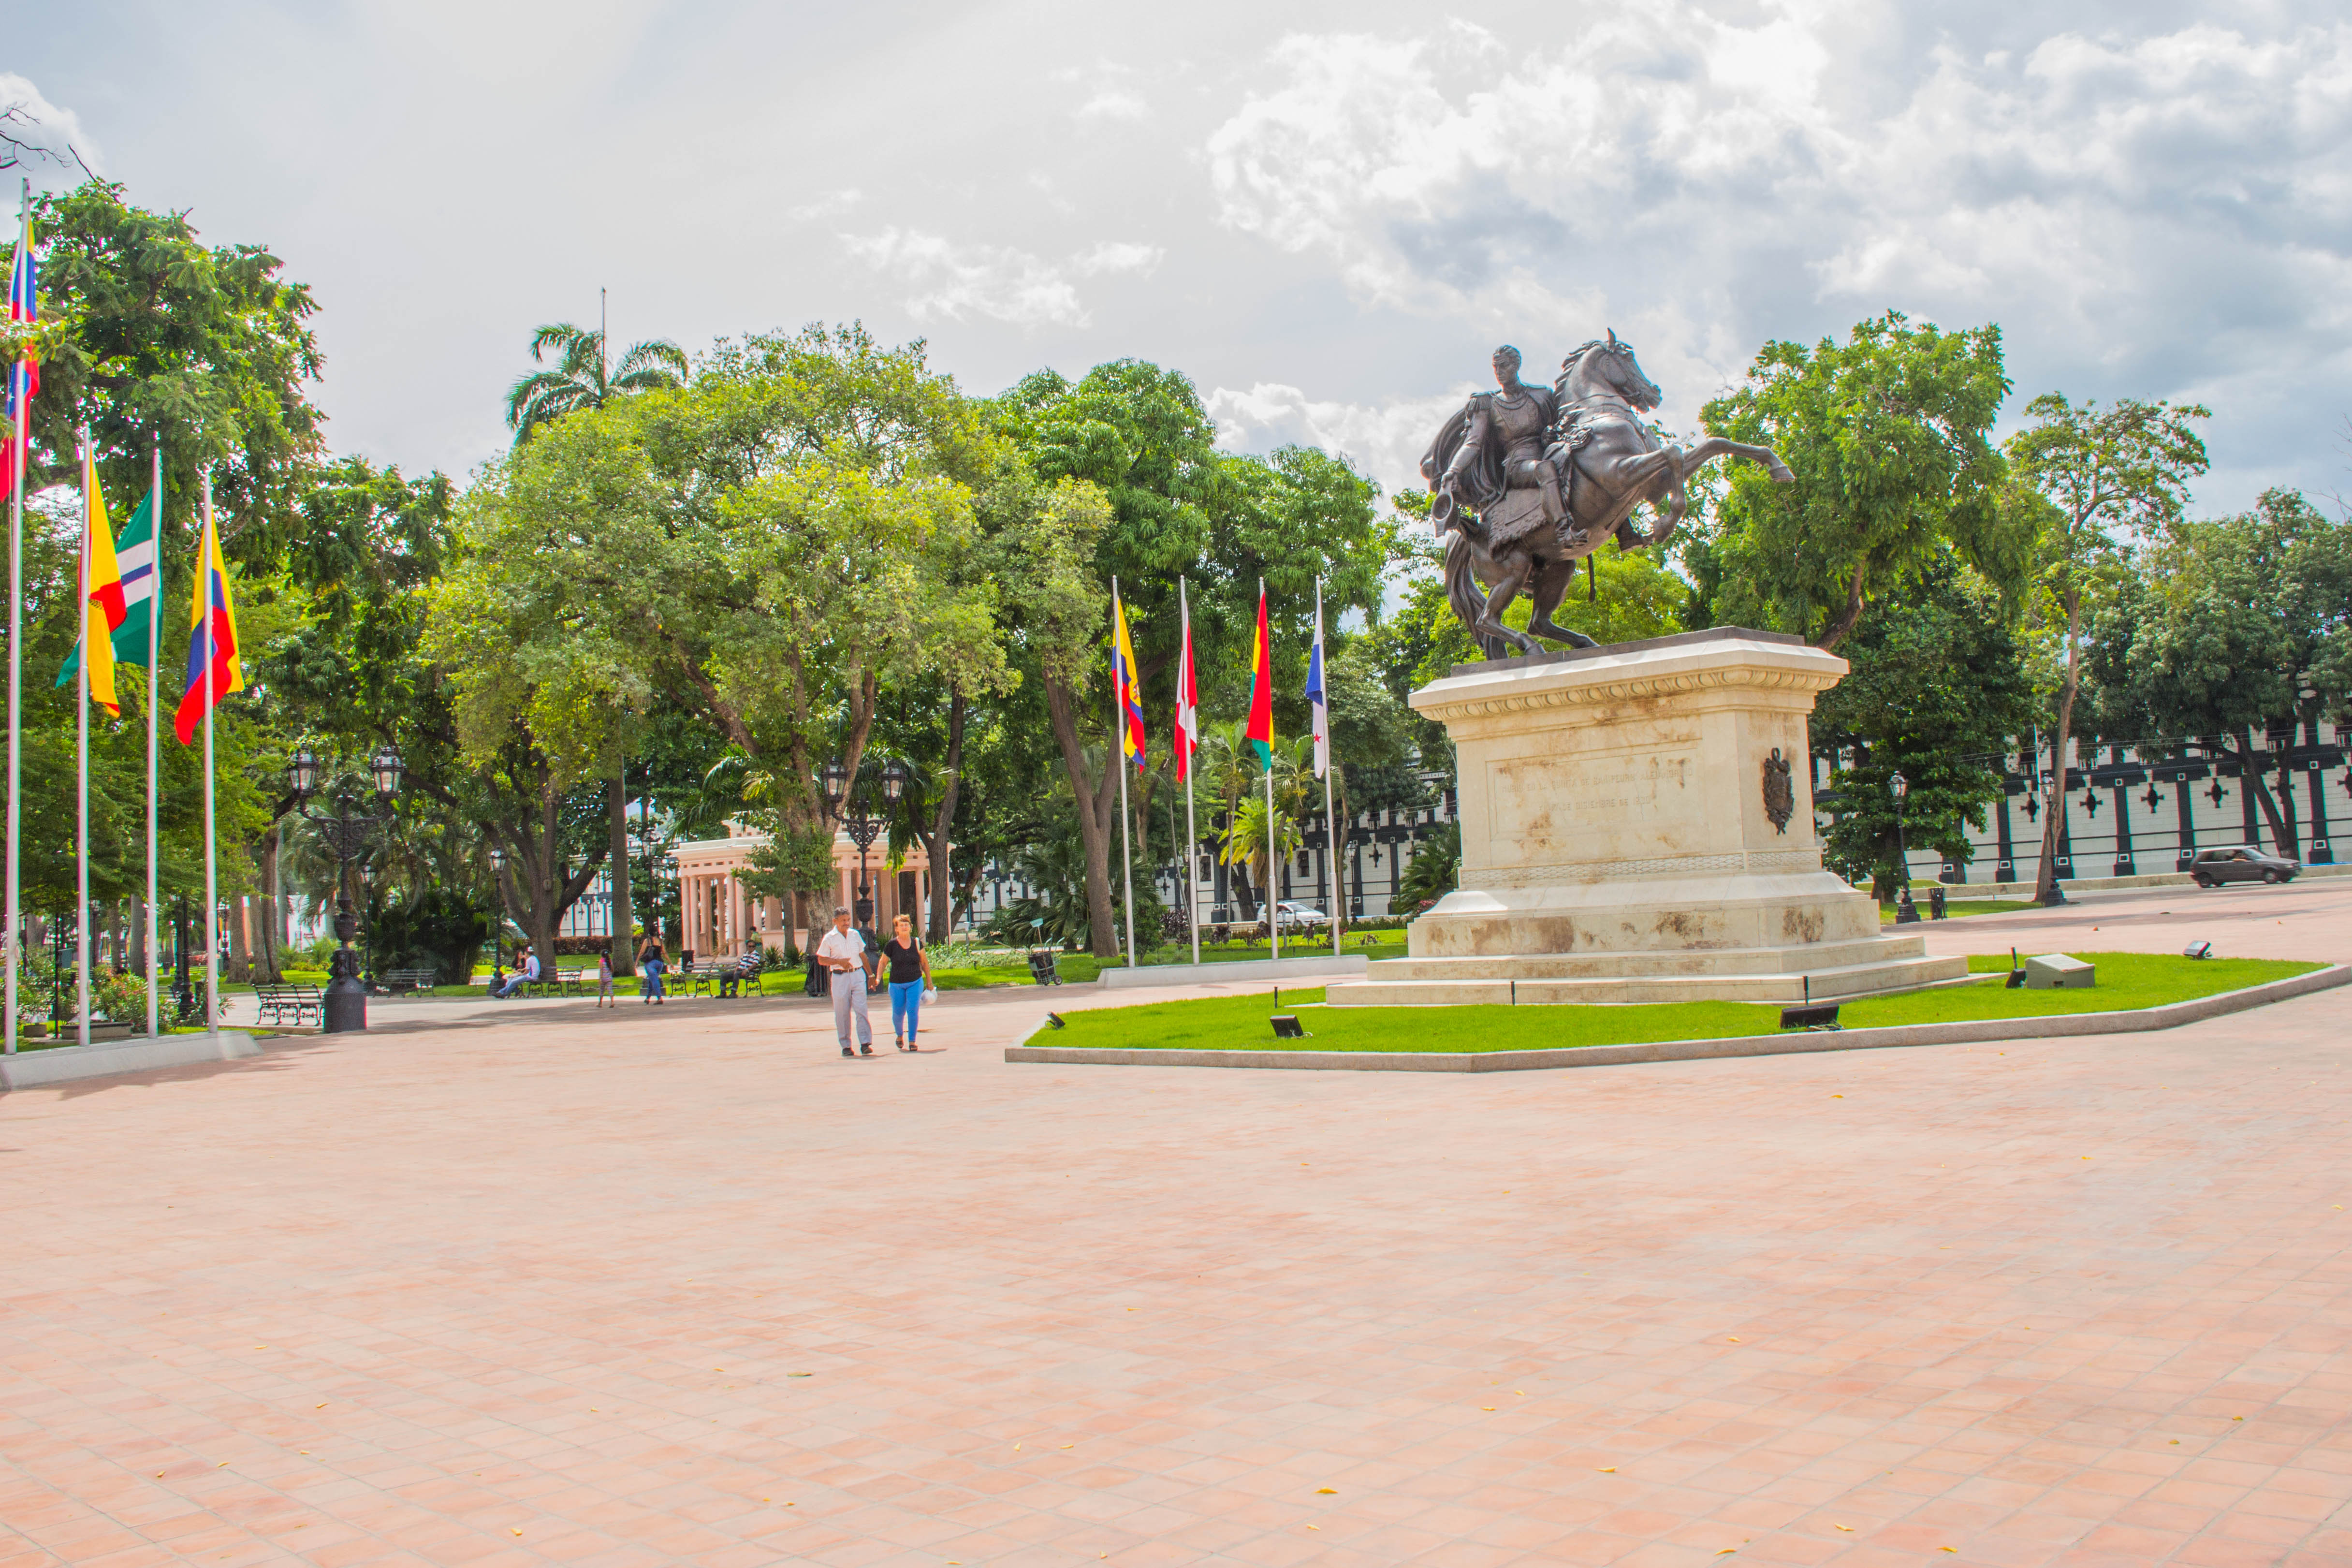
[
  {"left": 815, "top": 906, "right": 875, "bottom": 1057},
  {"left": 492, "top": 945, "right": 537, "bottom": 999}
]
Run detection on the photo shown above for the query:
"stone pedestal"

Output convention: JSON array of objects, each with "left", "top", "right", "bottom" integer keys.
[{"left": 1329, "top": 629, "right": 1962, "bottom": 1007}]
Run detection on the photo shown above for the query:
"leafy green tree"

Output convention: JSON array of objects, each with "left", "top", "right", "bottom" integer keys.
[
  {"left": 17, "top": 179, "right": 325, "bottom": 567},
  {"left": 2102, "top": 490, "right": 2351, "bottom": 857},
  {"left": 995, "top": 361, "right": 1397, "bottom": 956},
  {"left": 1694, "top": 312, "right": 2024, "bottom": 650},
  {"left": 503, "top": 322, "right": 688, "bottom": 444},
  {"left": 1811, "top": 560, "right": 2035, "bottom": 898},
  {"left": 2006, "top": 393, "right": 2208, "bottom": 901}
]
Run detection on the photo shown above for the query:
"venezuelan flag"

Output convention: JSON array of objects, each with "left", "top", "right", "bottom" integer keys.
[
  {"left": 1245, "top": 584, "right": 1273, "bottom": 772},
  {"left": 175, "top": 500, "right": 244, "bottom": 745},
  {"left": 1112, "top": 589, "right": 1147, "bottom": 769},
  {"left": 56, "top": 448, "right": 125, "bottom": 716}
]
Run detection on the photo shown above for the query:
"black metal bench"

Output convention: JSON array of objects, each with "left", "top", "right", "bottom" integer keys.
[
  {"left": 255, "top": 982, "right": 322, "bottom": 1027},
  {"left": 378, "top": 967, "right": 439, "bottom": 996}
]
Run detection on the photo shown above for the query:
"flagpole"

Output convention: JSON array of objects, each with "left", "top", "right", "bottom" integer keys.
[
  {"left": 77, "top": 428, "right": 92, "bottom": 1048},
  {"left": 4, "top": 178, "right": 25, "bottom": 1054},
  {"left": 1317, "top": 578, "right": 1342, "bottom": 957},
  {"left": 1112, "top": 577, "right": 1137, "bottom": 970},
  {"left": 202, "top": 471, "right": 218, "bottom": 1033},
  {"left": 1180, "top": 576, "right": 1199, "bottom": 967},
  {"left": 146, "top": 440, "right": 160, "bottom": 1036},
  {"left": 1263, "top": 577, "right": 1278, "bottom": 966}
]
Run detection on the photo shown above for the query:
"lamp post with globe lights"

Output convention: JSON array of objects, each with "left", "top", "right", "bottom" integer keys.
[
  {"left": 286, "top": 746, "right": 405, "bottom": 1033},
  {"left": 1890, "top": 770, "right": 1920, "bottom": 925},
  {"left": 822, "top": 758, "right": 908, "bottom": 930}
]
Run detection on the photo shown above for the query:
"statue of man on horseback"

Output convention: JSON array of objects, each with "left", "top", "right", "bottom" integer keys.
[{"left": 1421, "top": 330, "right": 1795, "bottom": 659}]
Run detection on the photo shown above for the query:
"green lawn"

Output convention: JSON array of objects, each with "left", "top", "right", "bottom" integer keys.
[{"left": 1036, "top": 953, "right": 2325, "bottom": 1055}]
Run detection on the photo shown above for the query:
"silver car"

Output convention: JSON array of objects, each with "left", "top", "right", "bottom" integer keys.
[{"left": 2190, "top": 846, "right": 2301, "bottom": 887}]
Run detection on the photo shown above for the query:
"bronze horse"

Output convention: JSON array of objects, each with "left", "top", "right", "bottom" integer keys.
[{"left": 1421, "top": 333, "right": 1794, "bottom": 659}]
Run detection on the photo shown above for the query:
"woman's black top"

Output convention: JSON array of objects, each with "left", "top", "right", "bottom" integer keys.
[{"left": 881, "top": 938, "right": 924, "bottom": 984}]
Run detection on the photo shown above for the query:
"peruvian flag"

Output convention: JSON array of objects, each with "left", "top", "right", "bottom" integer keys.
[{"left": 1173, "top": 582, "right": 1199, "bottom": 781}]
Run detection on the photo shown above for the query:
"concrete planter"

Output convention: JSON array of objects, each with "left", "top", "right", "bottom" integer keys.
[
  {"left": 1008, "top": 965, "right": 2347, "bottom": 1073},
  {"left": 1, "top": 1031, "right": 263, "bottom": 1089}
]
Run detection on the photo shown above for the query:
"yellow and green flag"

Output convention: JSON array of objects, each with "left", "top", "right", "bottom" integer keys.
[{"left": 56, "top": 448, "right": 126, "bottom": 716}]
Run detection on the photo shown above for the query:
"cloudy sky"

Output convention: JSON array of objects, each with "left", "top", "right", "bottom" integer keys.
[{"left": 13, "top": 0, "right": 2352, "bottom": 513}]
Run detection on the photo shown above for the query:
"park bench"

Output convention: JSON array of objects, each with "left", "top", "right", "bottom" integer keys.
[
  {"left": 519, "top": 969, "right": 587, "bottom": 998},
  {"left": 377, "top": 967, "right": 439, "bottom": 996},
  {"left": 254, "top": 982, "right": 321, "bottom": 1027}
]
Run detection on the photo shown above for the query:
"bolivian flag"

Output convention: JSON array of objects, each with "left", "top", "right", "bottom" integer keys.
[
  {"left": 56, "top": 448, "right": 125, "bottom": 716},
  {"left": 1245, "top": 583, "right": 1273, "bottom": 772}
]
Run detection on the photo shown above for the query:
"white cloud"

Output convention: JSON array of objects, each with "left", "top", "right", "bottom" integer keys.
[
  {"left": 1070, "top": 240, "right": 1163, "bottom": 276},
  {"left": 1202, "top": 12, "right": 2352, "bottom": 451},
  {"left": 789, "top": 189, "right": 863, "bottom": 222},
  {"left": 1205, "top": 380, "right": 1470, "bottom": 497},
  {"left": 0, "top": 73, "right": 100, "bottom": 184},
  {"left": 841, "top": 229, "right": 1161, "bottom": 327},
  {"left": 1076, "top": 89, "right": 1148, "bottom": 121}
]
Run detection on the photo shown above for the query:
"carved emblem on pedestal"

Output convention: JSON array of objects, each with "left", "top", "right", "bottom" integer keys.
[{"left": 1762, "top": 748, "right": 1795, "bottom": 834}]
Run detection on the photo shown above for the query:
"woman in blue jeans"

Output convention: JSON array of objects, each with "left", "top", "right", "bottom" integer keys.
[
  {"left": 881, "top": 914, "right": 932, "bottom": 1050},
  {"left": 638, "top": 937, "right": 668, "bottom": 1005}
]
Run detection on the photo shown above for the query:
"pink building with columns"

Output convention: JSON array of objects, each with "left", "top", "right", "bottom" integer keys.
[{"left": 670, "top": 825, "right": 940, "bottom": 959}]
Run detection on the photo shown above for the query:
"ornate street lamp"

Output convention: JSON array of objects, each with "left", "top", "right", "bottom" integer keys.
[
  {"left": 287, "top": 748, "right": 403, "bottom": 1033},
  {"left": 1890, "top": 771, "right": 1919, "bottom": 925},
  {"left": 824, "top": 758, "right": 906, "bottom": 928}
]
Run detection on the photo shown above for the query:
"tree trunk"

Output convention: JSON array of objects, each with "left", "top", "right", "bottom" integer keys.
[
  {"left": 607, "top": 774, "right": 636, "bottom": 976},
  {"left": 227, "top": 890, "right": 253, "bottom": 982},
  {"left": 1816, "top": 562, "right": 1870, "bottom": 652},
  {"left": 253, "top": 825, "right": 283, "bottom": 984},
  {"left": 1042, "top": 671, "right": 1123, "bottom": 959},
  {"left": 2030, "top": 589, "right": 2084, "bottom": 905},
  {"left": 492, "top": 781, "right": 610, "bottom": 977},
  {"left": 925, "top": 692, "right": 966, "bottom": 945},
  {"left": 2237, "top": 728, "right": 2297, "bottom": 853}
]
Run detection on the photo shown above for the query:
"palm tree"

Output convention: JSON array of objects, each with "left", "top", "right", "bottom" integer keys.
[{"left": 504, "top": 322, "right": 689, "bottom": 445}]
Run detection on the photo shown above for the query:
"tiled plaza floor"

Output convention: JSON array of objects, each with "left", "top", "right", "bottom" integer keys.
[{"left": 2, "top": 884, "right": 2348, "bottom": 1567}]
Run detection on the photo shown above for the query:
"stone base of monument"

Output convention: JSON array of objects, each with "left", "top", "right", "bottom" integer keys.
[{"left": 1327, "top": 628, "right": 1964, "bottom": 1008}]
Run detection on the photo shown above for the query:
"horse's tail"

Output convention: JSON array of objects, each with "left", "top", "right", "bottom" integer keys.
[{"left": 1445, "top": 528, "right": 1506, "bottom": 661}]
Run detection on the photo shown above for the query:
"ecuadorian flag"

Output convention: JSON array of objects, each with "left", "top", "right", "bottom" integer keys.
[{"left": 175, "top": 500, "right": 244, "bottom": 744}]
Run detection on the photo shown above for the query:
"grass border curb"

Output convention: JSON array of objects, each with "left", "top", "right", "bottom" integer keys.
[{"left": 1003, "top": 964, "right": 2348, "bottom": 1073}]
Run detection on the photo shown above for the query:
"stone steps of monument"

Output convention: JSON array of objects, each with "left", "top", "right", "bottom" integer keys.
[
  {"left": 1363, "top": 935, "right": 1928, "bottom": 982},
  {"left": 1327, "top": 953, "right": 1968, "bottom": 1008}
]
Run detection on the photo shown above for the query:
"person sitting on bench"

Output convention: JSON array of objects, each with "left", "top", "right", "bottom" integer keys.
[
  {"left": 717, "top": 944, "right": 760, "bottom": 997},
  {"left": 491, "top": 946, "right": 538, "bottom": 999}
]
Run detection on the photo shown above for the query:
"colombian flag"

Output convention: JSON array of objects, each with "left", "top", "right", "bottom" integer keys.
[
  {"left": 175, "top": 499, "right": 244, "bottom": 744},
  {"left": 57, "top": 448, "right": 125, "bottom": 715},
  {"left": 1245, "top": 583, "right": 1273, "bottom": 772},
  {"left": 1112, "top": 589, "right": 1147, "bottom": 769}
]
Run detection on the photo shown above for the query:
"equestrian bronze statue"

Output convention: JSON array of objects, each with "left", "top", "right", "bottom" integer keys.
[{"left": 1421, "top": 335, "right": 1794, "bottom": 659}]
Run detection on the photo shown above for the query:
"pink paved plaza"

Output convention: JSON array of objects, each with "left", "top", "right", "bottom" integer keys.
[{"left": 3, "top": 881, "right": 2349, "bottom": 1567}]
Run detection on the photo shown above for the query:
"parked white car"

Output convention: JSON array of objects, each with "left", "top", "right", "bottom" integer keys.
[{"left": 1272, "top": 901, "right": 1329, "bottom": 932}]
